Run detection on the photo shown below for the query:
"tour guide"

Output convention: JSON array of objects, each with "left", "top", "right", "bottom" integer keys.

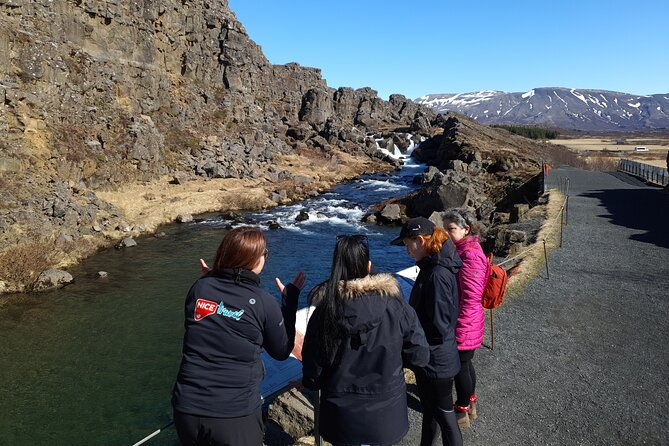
[{"left": 172, "top": 226, "right": 305, "bottom": 446}]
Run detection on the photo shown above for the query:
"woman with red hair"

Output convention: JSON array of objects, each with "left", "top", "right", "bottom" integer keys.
[{"left": 392, "top": 217, "right": 463, "bottom": 446}]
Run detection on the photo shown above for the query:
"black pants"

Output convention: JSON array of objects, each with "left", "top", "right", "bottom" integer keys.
[
  {"left": 415, "top": 373, "right": 463, "bottom": 446},
  {"left": 454, "top": 349, "right": 476, "bottom": 408},
  {"left": 173, "top": 408, "right": 264, "bottom": 446}
]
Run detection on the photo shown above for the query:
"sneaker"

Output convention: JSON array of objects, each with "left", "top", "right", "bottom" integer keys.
[
  {"left": 454, "top": 404, "right": 470, "bottom": 428},
  {"left": 469, "top": 394, "right": 478, "bottom": 420}
]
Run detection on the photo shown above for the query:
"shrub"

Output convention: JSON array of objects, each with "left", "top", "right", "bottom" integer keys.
[
  {"left": 0, "top": 241, "right": 53, "bottom": 288},
  {"left": 492, "top": 125, "right": 560, "bottom": 140}
]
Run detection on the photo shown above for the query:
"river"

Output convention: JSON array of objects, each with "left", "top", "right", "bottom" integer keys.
[{"left": 0, "top": 147, "right": 424, "bottom": 445}]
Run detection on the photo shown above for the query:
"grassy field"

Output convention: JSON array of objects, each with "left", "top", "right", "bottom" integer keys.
[{"left": 547, "top": 135, "right": 669, "bottom": 168}]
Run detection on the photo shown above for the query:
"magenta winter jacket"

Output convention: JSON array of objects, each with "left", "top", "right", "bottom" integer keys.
[{"left": 453, "top": 236, "right": 487, "bottom": 350}]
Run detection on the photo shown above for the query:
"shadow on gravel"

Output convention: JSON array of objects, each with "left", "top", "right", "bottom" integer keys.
[{"left": 582, "top": 188, "right": 669, "bottom": 248}]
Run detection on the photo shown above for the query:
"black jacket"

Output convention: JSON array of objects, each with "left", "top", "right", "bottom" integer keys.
[
  {"left": 410, "top": 239, "right": 463, "bottom": 379},
  {"left": 172, "top": 268, "right": 299, "bottom": 417},
  {"left": 302, "top": 273, "right": 429, "bottom": 446}
]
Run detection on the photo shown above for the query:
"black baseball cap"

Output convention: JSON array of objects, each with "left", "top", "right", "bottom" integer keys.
[{"left": 390, "top": 217, "right": 435, "bottom": 245}]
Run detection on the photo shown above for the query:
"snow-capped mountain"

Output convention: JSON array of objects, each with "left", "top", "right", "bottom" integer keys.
[{"left": 415, "top": 88, "right": 669, "bottom": 131}]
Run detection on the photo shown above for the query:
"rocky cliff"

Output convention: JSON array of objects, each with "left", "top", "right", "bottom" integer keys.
[
  {"left": 368, "top": 113, "right": 567, "bottom": 256},
  {"left": 0, "top": 0, "right": 436, "bottom": 292}
]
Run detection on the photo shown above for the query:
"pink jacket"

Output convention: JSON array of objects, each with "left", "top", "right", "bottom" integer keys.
[{"left": 453, "top": 236, "right": 487, "bottom": 350}]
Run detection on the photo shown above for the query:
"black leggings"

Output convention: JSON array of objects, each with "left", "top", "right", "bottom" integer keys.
[
  {"left": 415, "top": 374, "right": 463, "bottom": 446},
  {"left": 454, "top": 349, "right": 476, "bottom": 408},
  {"left": 173, "top": 408, "right": 264, "bottom": 446}
]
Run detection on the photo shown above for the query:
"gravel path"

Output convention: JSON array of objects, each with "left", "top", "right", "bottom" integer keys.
[{"left": 398, "top": 167, "right": 669, "bottom": 445}]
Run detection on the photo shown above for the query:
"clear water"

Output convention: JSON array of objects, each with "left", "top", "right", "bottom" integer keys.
[{"left": 0, "top": 154, "right": 424, "bottom": 446}]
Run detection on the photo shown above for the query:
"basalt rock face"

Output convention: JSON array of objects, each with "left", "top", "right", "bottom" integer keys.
[
  {"left": 0, "top": 0, "right": 436, "bottom": 290},
  {"left": 371, "top": 113, "right": 559, "bottom": 254}
]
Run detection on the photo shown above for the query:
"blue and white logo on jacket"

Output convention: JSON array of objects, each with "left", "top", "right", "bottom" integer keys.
[{"left": 194, "top": 299, "right": 245, "bottom": 322}]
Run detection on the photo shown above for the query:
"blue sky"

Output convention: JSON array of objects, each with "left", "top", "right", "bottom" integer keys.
[{"left": 228, "top": 0, "right": 669, "bottom": 100}]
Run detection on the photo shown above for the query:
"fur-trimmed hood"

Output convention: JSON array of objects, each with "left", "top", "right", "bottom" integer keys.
[
  {"left": 309, "top": 273, "right": 403, "bottom": 335},
  {"left": 310, "top": 273, "right": 402, "bottom": 304}
]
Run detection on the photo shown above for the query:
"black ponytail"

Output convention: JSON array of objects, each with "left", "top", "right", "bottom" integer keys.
[{"left": 308, "top": 236, "right": 370, "bottom": 360}]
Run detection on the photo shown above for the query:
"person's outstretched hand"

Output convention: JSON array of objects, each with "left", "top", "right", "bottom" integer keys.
[
  {"left": 275, "top": 270, "right": 306, "bottom": 293},
  {"left": 199, "top": 259, "right": 211, "bottom": 274}
]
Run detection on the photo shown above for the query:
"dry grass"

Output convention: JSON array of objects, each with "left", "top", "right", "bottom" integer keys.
[
  {"left": 52, "top": 236, "right": 106, "bottom": 269},
  {"left": 97, "top": 176, "right": 273, "bottom": 232},
  {"left": 550, "top": 137, "right": 669, "bottom": 150},
  {"left": 504, "top": 189, "right": 566, "bottom": 297},
  {"left": 96, "top": 148, "right": 389, "bottom": 233},
  {"left": 0, "top": 232, "right": 125, "bottom": 294},
  {"left": 547, "top": 137, "right": 669, "bottom": 169}
]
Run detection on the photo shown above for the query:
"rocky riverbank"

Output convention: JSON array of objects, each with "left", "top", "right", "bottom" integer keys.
[
  {"left": 0, "top": 0, "right": 434, "bottom": 293},
  {"left": 0, "top": 146, "right": 393, "bottom": 294}
]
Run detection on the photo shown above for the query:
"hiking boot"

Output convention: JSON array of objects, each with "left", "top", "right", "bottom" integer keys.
[
  {"left": 469, "top": 394, "right": 478, "bottom": 420},
  {"left": 454, "top": 404, "right": 470, "bottom": 428}
]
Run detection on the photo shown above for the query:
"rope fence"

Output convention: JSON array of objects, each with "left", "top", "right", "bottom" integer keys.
[{"left": 481, "top": 179, "right": 569, "bottom": 352}]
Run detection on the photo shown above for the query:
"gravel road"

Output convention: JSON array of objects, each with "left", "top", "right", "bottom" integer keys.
[{"left": 398, "top": 167, "right": 669, "bottom": 445}]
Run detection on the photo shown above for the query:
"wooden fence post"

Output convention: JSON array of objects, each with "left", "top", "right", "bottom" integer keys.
[{"left": 543, "top": 239, "right": 550, "bottom": 280}]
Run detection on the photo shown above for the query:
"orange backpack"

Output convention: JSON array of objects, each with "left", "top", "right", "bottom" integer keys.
[{"left": 482, "top": 253, "right": 508, "bottom": 309}]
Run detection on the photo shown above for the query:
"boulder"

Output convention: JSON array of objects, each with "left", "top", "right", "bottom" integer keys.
[
  {"left": 429, "top": 211, "right": 444, "bottom": 228},
  {"left": 117, "top": 221, "right": 132, "bottom": 232},
  {"left": 506, "top": 229, "right": 528, "bottom": 244},
  {"left": 268, "top": 388, "right": 315, "bottom": 440},
  {"left": 489, "top": 157, "right": 513, "bottom": 173},
  {"left": 492, "top": 212, "right": 511, "bottom": 224},
  {"left": 298, "top": 88, "right": 334, "bottom": 129},
  {"left": 176, "top": 214, "right": 194, "bottom": 223},
  {"left": 451, "top": 159, "right": 468, "bottom": 173},
  {"left": 309, "top": 135, "right": 329, "bottom": 150},
  {"left": 407, "top": 172, "right": 471, "bottom": 217},
  {"left": 379, "top": 204, "right": 402, "bottom": 223},
  {"left": 510, "top": 204, "right": 530, "bottom": 223},
  {"left": 295, "top": 211, "right": 310, "bottom": 222},
  {"left": 410, "top": 110, "right": 433, "bottom": 133},
  {"left": 363, "top": 213, "right": 378, "bottom": 224},
  {"left": 117, "top": 237, "right": 138, "bottom": 248},
  {"left": 392, "top": 133, "right": 411, "bottom": 151},
  {"left": 33, "top": 269, "right": 74, "bottom": 292},
  {"left": 413, "top": 166, "right": 441, "bottom": 185},
  {"left": 286, "top": 125, "right": 314, "bottom": 141}
]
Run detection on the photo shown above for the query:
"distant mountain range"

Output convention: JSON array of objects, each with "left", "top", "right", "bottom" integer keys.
[{"left": 415, "top": 88, "right": 669, "bottom": 131}]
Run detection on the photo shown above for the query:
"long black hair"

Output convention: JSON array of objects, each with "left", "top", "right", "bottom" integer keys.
[{"left": 308, "top": 235, "right": 370, "bottom": 360}]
